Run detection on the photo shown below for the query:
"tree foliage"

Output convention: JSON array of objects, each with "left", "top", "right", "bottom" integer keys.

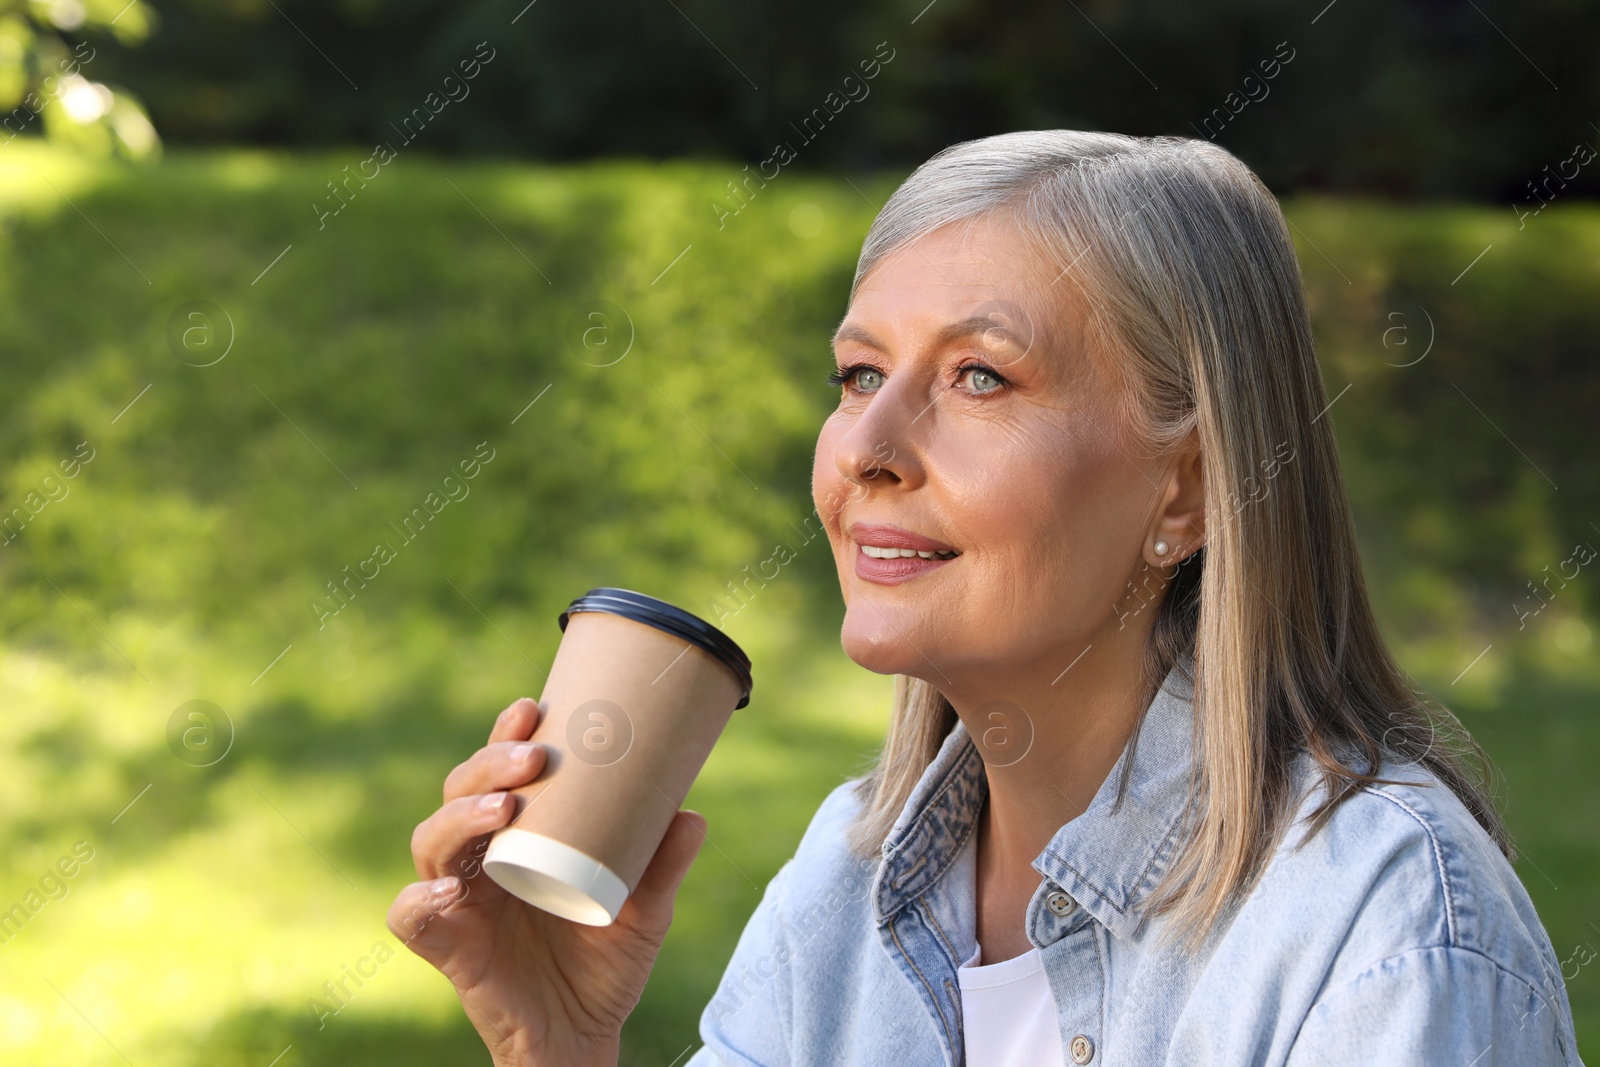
[{"left": 69, "top": 0, "right": 1600, "bottom": 197}]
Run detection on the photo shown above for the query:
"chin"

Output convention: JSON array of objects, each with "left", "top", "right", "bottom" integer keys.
[{"left": 839, "top": 609, "right": 932, "bottom": 677}]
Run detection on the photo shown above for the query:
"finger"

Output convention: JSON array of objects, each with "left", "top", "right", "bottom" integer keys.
[
  {"left": 619, "top": 809, "right": 709, "bottom": 939},
  {"left": 413, "top": 791, "right": 521, "bottom": 880},
  {"left": 388, "top": 876, "right": 468, "bottom": 967},
  {"left": 487, "top": 697, "right": 543, "bottom": 745},
  {"left": 443, "top": 739, "right": 549, "bottom": 803}
]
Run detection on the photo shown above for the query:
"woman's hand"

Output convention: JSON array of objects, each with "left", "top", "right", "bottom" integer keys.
[{"left": 388, "top": 697, "right": 709, "bottom": 1067}]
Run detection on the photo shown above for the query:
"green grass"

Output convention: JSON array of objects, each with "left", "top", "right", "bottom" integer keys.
[{"left": 0, "top": 143, "right": 1594, "bottom": 1063}]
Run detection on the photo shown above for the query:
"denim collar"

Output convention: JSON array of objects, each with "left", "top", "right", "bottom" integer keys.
[{"left": 872, "top": 662, "right": 1198, "bottom": 942}]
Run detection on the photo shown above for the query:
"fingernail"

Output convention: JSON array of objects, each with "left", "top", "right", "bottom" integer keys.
[
  {"left": 512, "top": 742, "right": 539, "bottom": 762},
  {"left": 478, "top": 792, "right": 506, "bottom": 813},
  {"left": 430, "top": 876, "right": 460, "bottom": 900}
]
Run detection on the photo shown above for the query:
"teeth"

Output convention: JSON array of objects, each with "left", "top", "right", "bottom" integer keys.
[{"left": 861, "top": 544, "right": 958, "bottom": 560}]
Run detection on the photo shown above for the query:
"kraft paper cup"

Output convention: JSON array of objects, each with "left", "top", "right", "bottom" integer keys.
[{"left": 482, "top": 588, "right": 753, "bottom": 926}]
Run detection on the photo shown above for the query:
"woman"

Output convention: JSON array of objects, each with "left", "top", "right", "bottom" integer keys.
[{"left": 388, "top": 131, "right": 1584, "bottom": 1066}]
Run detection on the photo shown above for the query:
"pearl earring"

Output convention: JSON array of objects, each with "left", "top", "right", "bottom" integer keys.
[{"left": 1154, "top": 540, "right": 1169, "bottom": 557}]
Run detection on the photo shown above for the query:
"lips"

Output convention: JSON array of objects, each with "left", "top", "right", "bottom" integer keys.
[
  {"left": 849, "top": 522, "right": 961, "bottom": 585},
  {"left": 848, "top": 523, "right": 959, "bottom": 555}
]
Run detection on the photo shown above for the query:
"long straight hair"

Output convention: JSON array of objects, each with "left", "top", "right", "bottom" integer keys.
[{"left": 842, "top": 131, "right": 1511, "bottom": 947}]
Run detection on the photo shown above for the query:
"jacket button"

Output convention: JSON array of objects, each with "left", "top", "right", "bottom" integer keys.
[
  {"left": 1045, "top": 890, "right": 1076, "bottom": 917},
  {"left": 1070, "top": 1034, "right": 1094, "bottom": 1063}
]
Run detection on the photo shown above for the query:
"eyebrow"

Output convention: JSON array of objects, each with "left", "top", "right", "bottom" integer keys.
[{"left": 829, "top": 315, "right": 1025, "bottom": 355}]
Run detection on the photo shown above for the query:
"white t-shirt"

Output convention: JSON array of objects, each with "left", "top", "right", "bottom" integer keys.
[
  {"left": 956, "top": 936, "right": 1065, "bottom": 1066},
  {"left": 952, "top": 803, "right": 1065, "bottom": 1066}
]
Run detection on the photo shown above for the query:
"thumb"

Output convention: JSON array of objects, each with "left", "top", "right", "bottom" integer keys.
[{"left": 622, "top": 809, "right": 709, "bottom": 934}]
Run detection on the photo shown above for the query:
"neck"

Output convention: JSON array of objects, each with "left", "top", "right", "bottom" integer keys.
[{"left": 941, "top": 617, "right": 1158, "bottom": 960}]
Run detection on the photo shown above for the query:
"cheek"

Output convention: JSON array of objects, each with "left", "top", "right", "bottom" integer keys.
[
  {"left": 1017, "top": 451, "right": 1152, "bottom": 609},
  {"left": 811, "top": 417, "right": 846, "bottom": 522},
  {"left": 940, "top": 423, "right": 1127, "bottom": 582},
  {"left": 937, "top": 421, "right": 1081, "bottom": 530}
]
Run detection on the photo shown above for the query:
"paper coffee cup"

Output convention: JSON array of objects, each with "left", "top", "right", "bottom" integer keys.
[{"left": 482, "top": 587, "right": 753, "bottom": 926}]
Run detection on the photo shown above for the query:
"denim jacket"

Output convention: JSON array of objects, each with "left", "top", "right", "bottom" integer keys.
[{"left": 685, "top": 664, "right": 1584, "bottom": 1066}]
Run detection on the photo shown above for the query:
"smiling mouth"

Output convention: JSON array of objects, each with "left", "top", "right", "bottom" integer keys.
[{"left": 859, "top": 544, "right": 960, "bottom": 560}]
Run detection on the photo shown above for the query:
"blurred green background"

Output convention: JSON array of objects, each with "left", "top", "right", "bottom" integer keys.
[
  {"left": 1, "top": 143, "right": 1596, "bottom": 1066},
  {"left": 1, "top": 0, "right": 1598, "bottom": 1063}
]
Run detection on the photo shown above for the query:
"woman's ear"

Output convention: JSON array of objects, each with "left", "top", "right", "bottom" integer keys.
[{"left": 1146, "top": 428, "right": 1204, "bottom": 568}]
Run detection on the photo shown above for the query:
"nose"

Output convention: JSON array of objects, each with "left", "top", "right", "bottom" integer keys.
[{"left": 833, "top": 378, "right": 927, "bottom": 493}]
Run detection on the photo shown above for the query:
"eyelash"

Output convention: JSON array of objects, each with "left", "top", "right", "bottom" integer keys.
[
  {"left": 827, "top": 362, "right": 1009, "bottom": 394},
  {"left": 824, "top": 364, "right": 865, "bottom": 388}
]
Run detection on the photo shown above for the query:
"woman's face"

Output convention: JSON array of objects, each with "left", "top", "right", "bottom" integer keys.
[{"left": 812, "top": 215, "right": 1190, "bottom": 696}]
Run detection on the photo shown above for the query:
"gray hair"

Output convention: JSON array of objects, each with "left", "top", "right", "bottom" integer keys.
[{"left": 843, "top": 130, "right": 1509, "bottom": 949}]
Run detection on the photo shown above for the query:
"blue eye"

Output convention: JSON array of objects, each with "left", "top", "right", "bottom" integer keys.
[
  {"left": 827, "top": 364, "right": 885, "bottom": 392},
  {"left": 958, "top": 364, "right": 1006, "bottom": 394}
]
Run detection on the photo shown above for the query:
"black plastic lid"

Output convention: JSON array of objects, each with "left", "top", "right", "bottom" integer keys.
[{"left": 558, "top": 587, "right": 753, "bottom": 710}]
